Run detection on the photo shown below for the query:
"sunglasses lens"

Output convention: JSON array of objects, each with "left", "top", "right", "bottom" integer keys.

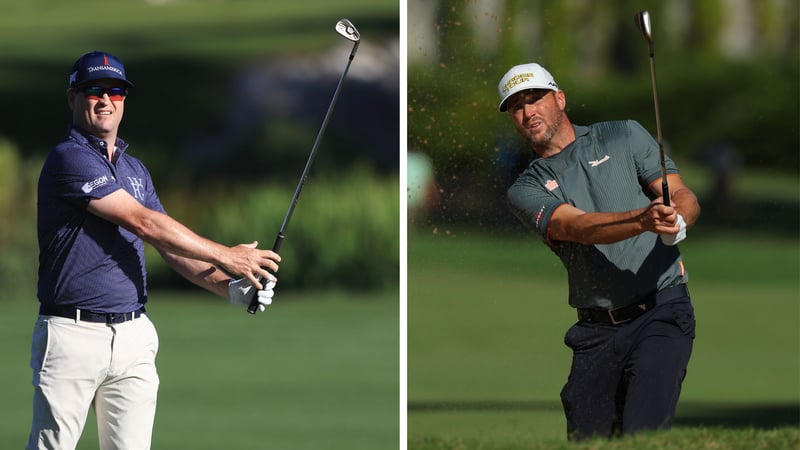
[
  {"left": 81, "top": 86, "right": 128, "bottom": 100},
  {"left": 82, "top": 86, "right": 105, "bottom": 98},
  {"left": 107, "top": 87, "right": 127, "bottom": 101}
]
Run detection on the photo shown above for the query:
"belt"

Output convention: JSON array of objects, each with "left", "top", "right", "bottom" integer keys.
[
  {"left": 577, "top": 284, "right": 689, "bottom": 325},
  {"left": 40, "top": 304, "right": 146, "bottom": 325}
]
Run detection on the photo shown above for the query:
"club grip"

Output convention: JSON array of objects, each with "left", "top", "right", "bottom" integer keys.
[
  {"left": 246, "top": 233, "right": 285, "bottom": 314},
  {"left": 662, "top": 180, "right": 670, "bottom": 207}
]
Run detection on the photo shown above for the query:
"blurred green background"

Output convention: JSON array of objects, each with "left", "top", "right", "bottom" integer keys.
[
  {"left": 0, "top": 0, "right": 400, "bottom": 294},
  {"left": 407, "top": 0, "right": 798, "bottom": 230},
  {"left": 0, "top": 0, "right": 400, "bottom": 448},
  {"left": 407, "top": 0, "right": 799, "bottom": 447}
]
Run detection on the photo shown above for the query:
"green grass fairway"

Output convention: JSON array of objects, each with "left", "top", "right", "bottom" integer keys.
[
  {"left": 0, "top": 290, "right": 399, "bottom": 449},
  {"left": 407, "top": 230, "right": 800, "bottom": 448},
  {"left": 410, "top": 427, "right": 800, "bottom": 450}
]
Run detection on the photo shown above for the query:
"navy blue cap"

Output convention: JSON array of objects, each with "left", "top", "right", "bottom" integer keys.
[{"left": 69, "top": 51, "right": 134, "bottom": 88}]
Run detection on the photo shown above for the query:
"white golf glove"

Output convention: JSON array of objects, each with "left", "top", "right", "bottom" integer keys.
[
  {"left": 228, "top": 277, "right": 277, "bottom": 312},
  {"left": 660, "top": 214, "right": 687, "bottom": 246}
]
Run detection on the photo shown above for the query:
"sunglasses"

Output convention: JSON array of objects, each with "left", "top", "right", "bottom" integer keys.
[{"left": 79, "top": 86, "right": 128, "bottom": 101}]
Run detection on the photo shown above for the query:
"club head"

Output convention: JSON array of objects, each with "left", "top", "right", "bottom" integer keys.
[
  {"left": 335, "top": 19, "right": 360, "bottom": 42},
  {"left": 635, "top": 10, "right": 652, "bottom": 44}
]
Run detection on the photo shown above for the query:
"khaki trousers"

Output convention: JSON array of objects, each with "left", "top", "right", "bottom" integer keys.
[{"left": 27, "top": 313, "right": 160, "bottom": 450}]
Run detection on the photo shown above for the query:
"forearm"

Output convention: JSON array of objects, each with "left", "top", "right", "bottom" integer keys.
[
  {"left": 159, "top": 250, "right": 230, "bottom": 298},
  {"left": 653, "top": 174, "right": 700, "bottom": 228},
  {"left": 549, "top": 206, "right": 648, "bottom": 245},
  {"left": 134, "top": 209, "right": 229, "bottom": 267},
  {"left": 670, "top": 187, "right": 701, "bottom": 228}
]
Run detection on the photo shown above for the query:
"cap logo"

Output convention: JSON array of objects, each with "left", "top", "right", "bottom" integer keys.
[
  {"left": 86, "top": 64, "right": 124, "bottom": 77},
  {"left": 502, "top": 72, "right": 535, "bottom": 94},
  {"left": 103, "top": 54, "right": 109, "bottom": 65}
]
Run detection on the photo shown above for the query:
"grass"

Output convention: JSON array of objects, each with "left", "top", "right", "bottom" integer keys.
[
  {"left": 410, "top": 427, "right": 800, "bottom": 450},
  {"left": 0, "top": 290, "right": 399, "bottom": 449},
  {"left": 407, "top": 226, "right": 800, "bottom": 449}
]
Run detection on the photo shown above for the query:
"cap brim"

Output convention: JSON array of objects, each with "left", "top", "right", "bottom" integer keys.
[
  {"left": 497, "top": 87, "right": 558, "bottom": 112},
  {"left": 498, "top": 95, "right": 513, "bottom": 112},
  {"left": 73, "top": 74, "right": 134, "bottom": 88}
]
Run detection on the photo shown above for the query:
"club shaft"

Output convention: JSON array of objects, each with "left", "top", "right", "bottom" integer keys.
[
  {"left": 281, "top": 54, "right": 355, "bottom": 235},
  {"left": 638, "top": 10, "right": 670, "bottom": 207},
  {"left": 648, "top": 53, "right": 670, "bottom": 206},
  {"left": 247, "top": 43, "right": 357, "bottom": 314}
]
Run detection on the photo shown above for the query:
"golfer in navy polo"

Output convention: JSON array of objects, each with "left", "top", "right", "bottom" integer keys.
[
  {"left": 500, "top": 63, "right": 702, "bottom": 440},
  {"left": 28, "top": 51, "right": 281, "bottom": 450}
]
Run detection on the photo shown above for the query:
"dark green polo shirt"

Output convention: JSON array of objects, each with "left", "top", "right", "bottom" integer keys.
[{"left": 507, "top": 120, "right": 687, "bottom": 309}]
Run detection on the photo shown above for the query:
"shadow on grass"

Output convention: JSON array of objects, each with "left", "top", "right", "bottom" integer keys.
[
  {"left": 408, "top": 400, "right": 560, "bottom": 414},
  {"left": 675, "top": 402, "right": 800, "bottom": 429},
  {"left": 408, "top": 400, "right": 800, "bottom": 429}
]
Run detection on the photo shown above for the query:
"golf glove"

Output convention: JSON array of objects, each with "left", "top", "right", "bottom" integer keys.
[
  {"left": 660, "top": 214, "right": 687, "bottom": 246},
  {"left": 228, "top": 277, "right": 277, "bottom": 312}
]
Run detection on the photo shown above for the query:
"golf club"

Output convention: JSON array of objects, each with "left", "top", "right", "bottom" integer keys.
[
  {"left": 247, "top": 18, "right": 361, "bottom": 314},
  {"left": 635, "top": 10, "right": 670, "bottom": 206}
]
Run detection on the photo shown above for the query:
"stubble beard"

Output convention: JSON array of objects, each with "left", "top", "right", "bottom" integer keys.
[{"left": 529, "top": 112, "right": 563, "bottom": 150}]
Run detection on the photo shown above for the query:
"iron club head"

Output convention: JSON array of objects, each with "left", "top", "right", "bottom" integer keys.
[
  {"left": 635, "top": 11, "right": 653, "bottom": 53},
  {"left": 335, "top": 19, "right": 360, "bottom": 42}
]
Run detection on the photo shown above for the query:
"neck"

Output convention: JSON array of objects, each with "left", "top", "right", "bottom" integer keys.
[
  {"left": 532, "top": 116, "right": 575, "bottom": 158},
  {"left": 105, "top": 140, "right": 116, "bottom": 161},
  {"left": 74, "top": 125, "right": 117, "bottom": 161}
]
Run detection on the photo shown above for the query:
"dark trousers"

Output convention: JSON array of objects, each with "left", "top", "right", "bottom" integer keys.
[{"left": 560, "top": 297, "right": 695, "bottom": 441}]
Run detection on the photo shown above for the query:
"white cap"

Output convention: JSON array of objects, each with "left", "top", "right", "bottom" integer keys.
[{"left": 497, "top": 63, "right": 559, "bottom": 112}]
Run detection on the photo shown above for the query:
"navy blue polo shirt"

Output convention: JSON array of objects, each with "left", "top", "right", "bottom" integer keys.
[{"left": 37, "top": 126, "right": 166, "bottom": 313}]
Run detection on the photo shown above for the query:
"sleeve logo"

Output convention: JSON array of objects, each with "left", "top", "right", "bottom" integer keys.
[
  {"left": 81, "top": 175, "right": 109, "bottom": 193},
  {"left": 535, "top": 204, "right": 546, "bottom": 227}
]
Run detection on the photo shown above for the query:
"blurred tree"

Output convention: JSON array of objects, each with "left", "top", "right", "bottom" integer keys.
[
  {"left": 0, "top": 139, "right": 20, "bottom": 243},
  {"left": 497, "top": 0, "right": 527, "bottom": 70},
  {"left": 688, "top": 0, "right": 725, "bottom": 56}
]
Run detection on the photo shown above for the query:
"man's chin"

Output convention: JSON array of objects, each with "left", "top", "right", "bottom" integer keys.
[
  {"left": 529, "top": 135, "right": 549, "bottom": 147},
  {"left": 89, "top": 124, "right": 117, "bottom": 136},
  {"left": 529, "top": 128, "right": 556, "bottom": 147}
]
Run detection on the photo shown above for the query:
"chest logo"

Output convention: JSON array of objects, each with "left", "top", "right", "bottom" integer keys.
[
  {"left": 589, "top": 155, "right": 611, "bottom": 167},
  {"left": 127, "top": 177, "right": 145, "bottom": 201},
  {"left": 545, "top": 179, "right": 559, "bottom": 191}
]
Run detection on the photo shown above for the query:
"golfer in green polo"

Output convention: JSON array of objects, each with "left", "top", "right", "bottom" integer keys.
[{"left": 501, "top": 63, "right": 701, "bottom": 441}]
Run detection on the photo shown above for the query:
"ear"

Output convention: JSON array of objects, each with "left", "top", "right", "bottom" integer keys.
[
  {"left": 555, "top": 90, "right": 566, "bottom": 111},
  {"left": 66, "top": 88, "right": 76, "bottom": 111}
]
